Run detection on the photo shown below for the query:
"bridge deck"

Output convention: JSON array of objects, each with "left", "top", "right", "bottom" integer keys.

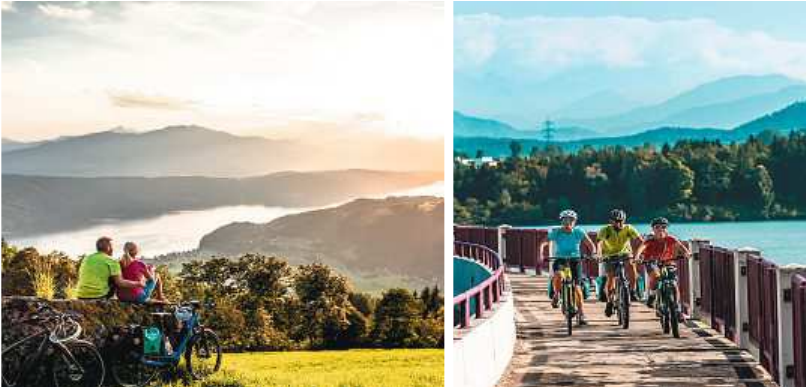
[{"left": 497, "top": 273, "right": 777, "bottom": 387}]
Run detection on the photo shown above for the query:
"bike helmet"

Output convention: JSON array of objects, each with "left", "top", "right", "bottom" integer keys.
[
  {"left": 559, "top": 209, "right": 578, "bottom": 220},
  {"left": 609, "top": 209, "right": 626, "bottom": 222},
  {"left": 651, "top": 217, "right": 669, "bottom": 228},
  {"left": 174, "top": 306, "right": 193, "bottom": 322}
]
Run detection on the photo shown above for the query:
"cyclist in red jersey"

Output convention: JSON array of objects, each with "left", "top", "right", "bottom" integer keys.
[{"left": 634, "top": 217, "right": 691, "bottom": 307}]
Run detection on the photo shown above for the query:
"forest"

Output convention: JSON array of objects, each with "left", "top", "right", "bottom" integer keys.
[
  {"left": 1, "top": 241, "right": 444, "bottom": 351},
  {"left": 455, "top": 131, "right": 806, "bottom": 225}
]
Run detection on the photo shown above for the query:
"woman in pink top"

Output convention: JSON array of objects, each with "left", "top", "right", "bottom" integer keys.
[{"left": 117, "top": 242, "right": 168, "bottom": 303}]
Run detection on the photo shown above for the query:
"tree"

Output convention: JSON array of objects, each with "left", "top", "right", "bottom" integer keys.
[
  {"left": 509, "top": 140, "right": 522, "bottom": 159},
  {"left": 371, "top": 288, "right": 423, "bottom": 348},
  {"left": 293, "top": 263, "right": 352, "bottom": 348}
]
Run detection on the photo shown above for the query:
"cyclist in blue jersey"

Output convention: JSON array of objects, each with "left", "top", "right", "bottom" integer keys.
[{"left": 540, "top": 210, "right": 597, "bottom": 324}]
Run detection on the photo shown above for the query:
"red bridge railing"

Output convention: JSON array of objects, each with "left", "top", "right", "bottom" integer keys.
[
  {"left": 453, "top": 241, "right": 506, "bottom": 329},
  {"left": 793, "top": 274, "right": 806, "bottom": 387},
  {"left": 455, "top": 225, "right": 806, "bottom": 385},
  {"left": 747, "top": 255, "right": 781, "bottom": 382},
  {"left": 699, "top": 245, "right": 737, "bottom": 341}
]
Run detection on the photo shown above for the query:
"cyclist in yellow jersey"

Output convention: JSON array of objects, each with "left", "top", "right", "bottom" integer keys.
[{"left": 597, "top": 209, "right": 644, "bottom": 317}]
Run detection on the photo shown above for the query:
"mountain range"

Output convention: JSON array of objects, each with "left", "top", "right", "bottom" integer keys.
[
  {"left": 456, "top": 74, "right": 806, "bottom": 139},
  {"left": 2, "top": 170, "right": 442, "bottom": 238},
  {"left": 2, "top": 125, "right": 443, "bottom": 177},
  {"left": 455, "top": 101, "right": 806, "bottom": 156},
  {"left": 189, "top": 196, "right": 444, "bottom": 292}
]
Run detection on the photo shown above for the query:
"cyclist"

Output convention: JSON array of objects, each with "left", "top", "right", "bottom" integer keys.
[
  {"left": 634, "top": 217, "right": 691, "bottom": 310},
  {"left": 540, "top": 210, "right": 597, "bottom": 325},
  {"left": 597, "top": 209, "right": 644, "bottom": 318}
]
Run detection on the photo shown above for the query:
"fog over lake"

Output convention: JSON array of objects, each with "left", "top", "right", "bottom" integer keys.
[{"left": 9, "top": 182, "right": 444, "bottom": 258}]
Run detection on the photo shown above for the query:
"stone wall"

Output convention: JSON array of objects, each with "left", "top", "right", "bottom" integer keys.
[{"left": 2, "top": 296, "right": 178, "bottom": 352}]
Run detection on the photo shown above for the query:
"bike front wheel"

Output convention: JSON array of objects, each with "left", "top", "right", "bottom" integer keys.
[
  {"left": 563, "top": 285, "right": 573, "bottom": 336},
  {"left": 619, "top": 281, "right": 630, "bottom": 329},
  {"left": 109, "top": 347, "right": 159, "bottom": 387},
  {"left": 185, "top": 329, "right": 222, "bottom": 380},
  {"left": 51, "top": 340, "right": 105, "bottom": 387},
  {"left": 668, "top": 286, "right": 680, "bottom": 338}
]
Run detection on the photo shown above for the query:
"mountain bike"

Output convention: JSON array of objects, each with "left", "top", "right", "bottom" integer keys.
[
  {"left": 643, "top": 259, "right": 681, "bottom": 338},
  {"left": 605, "top": 254, "right": 632, "bottom": 329},
  {"left": 109, "top": 300, "right": 221, "bottom": 387},
  {"left": 2, "top": 303, "right": 105, "bottom": 387},
  {"left": 548, "top": 256, "right": 594, "bottom": 336}
]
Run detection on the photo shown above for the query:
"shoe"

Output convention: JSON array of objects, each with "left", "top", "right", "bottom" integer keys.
[
  {"left": 630, "top": 290, "right": 638, "bottom": 302},
  {"left": 605, "top": 302, "right": 613, "bottom": 317},
  {"left": 551, "top": 297, "right": 559, "bottom": 309},
  {"left": 578, "top": 314, "right": 588, "bottom": 326},
  {"left": 646, "top": 294, "right": 655, "bottom": 308}
]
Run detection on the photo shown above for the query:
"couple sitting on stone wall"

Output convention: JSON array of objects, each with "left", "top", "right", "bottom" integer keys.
[{"left": 74, "top": 236, "right": 169, "bottom": 304}]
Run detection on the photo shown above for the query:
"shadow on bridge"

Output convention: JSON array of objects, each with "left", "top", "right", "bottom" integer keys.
[{"left": 497, "top": 274, "right": 776, "bottom": 387}]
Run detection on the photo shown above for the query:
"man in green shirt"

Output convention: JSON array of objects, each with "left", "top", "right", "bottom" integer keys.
[
  {"left": 76, "top": 237, "right": 145, "bottom": 299},
  {"left": 597, "top": 209, "right": 644, "bottom": 317}
]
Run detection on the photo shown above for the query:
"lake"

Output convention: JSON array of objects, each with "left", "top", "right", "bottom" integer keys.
[
  {"left": 530, "top": 220, "right": 806, "bottom": 266},
  {"left": 8, "top": 182, "right": 445, "bottom": 258}
]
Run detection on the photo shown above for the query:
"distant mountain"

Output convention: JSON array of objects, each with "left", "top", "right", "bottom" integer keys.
[
  {"left": 197, "top": 196, "right": 443, "bottom": 290},
  {"left": 455, "top": 101, "right": 806, "bottom": 157},
  {"left": 2, "top": 125, "right": 443, "bottom": 177},
  {"left": 1, "top": 170, "right": 442, "bottom": 238},
  {"left": 454, "top": 111, "right": 599, "bottom": 141},
  {"left": 568, "top": 74, "right": 806, "bottom": 134},
  {"left": 733, "top": 101, "right": 806, "bottom": 137},
  {"left": 661, "top": 85, "right": 806, "bottom": 128},
  {"left": 552, "top": 90, "right": 637, "bottom": 120},
  {"left": 2, "top": 138, "right": 39, "bottom": 153},
  {"left": 454, "top": 111, "right": 524, "bottom": 138}
]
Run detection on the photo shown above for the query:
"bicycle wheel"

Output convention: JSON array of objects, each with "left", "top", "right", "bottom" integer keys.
[
  {"left": 185, "top": 329, "right": 222, "bottom": 380},
  {"left": 109, "top": 348, "right": 159, "bottom": 387},
  {"left": 669, "top": 286, "right": 680, "bottom": 338},
  {"left": 563, "top": 284, "right": 573, "bottom": 336},
  {"left": 51, "top": 340, "right": 105, "bottom": 387},
  {"left": 620, "top": 280, "right": 630, "bottom": 329}
]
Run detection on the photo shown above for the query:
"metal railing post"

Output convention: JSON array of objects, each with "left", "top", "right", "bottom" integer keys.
[
  {"left": 777, "top": 265, "right": 806, "bottom": 387},
  {"left": 736, "top": 248, "right": 759, "bottom": 349},
  {"left": 499, "top": 225, "right": 511, "bottom": 271},
  {"left": 689, "top": 239, "right": 709, "bottom": 320}
]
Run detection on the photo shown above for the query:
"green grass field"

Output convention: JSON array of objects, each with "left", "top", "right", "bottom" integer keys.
[{"left": 170, "top": 349, "right": 444, "bottom": 387}]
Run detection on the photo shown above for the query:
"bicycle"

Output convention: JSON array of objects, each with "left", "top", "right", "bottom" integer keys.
[
  {"left": 108, "top": 300, "right": 221, "bottom": 387},
  {"left": 548, "top": 256, "right": 594, "bottom": 336},
  {"left": 642, "top": 259, "right": 681, "bottom": 338},
  {"left": 1, "top": 303, "right": 105, "bottom": 387},
  {"left": 604, "top": 254, "right": 632, "bottom": 330}
]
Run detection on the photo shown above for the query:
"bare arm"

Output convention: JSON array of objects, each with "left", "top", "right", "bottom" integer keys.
[
  {"left": 583, "top": 234, "right": 596, "bottom": 256},
  {"left": 676, "top": 239, "right": 692, "bottom": 258},
  {"left": 113, "top": 275, "right": 145, "bottom": 289},
  {"left": 634, "top": 241, "right": 647, "bottom": 261}
]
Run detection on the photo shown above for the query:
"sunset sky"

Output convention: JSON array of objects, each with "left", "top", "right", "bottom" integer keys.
[{"left": 2, "top": 1, "right": 447, "bottom": 141}]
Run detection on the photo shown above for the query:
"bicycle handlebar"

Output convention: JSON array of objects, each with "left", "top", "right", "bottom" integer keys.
[{"left": 545, "top": 256, "right": 597, "bottom": 261}]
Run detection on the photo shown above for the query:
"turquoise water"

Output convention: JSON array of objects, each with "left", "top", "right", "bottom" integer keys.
[
  {"left": 528, "top": 220, "right": 806, "bottom": 266},
  {"left": 453, "top": 257, "right": 492, "bottom": 297}
]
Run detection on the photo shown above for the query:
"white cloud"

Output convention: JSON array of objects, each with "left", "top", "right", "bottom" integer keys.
[
  {"left": 3, "top": 2, "right": 446, "bottom": 140},
  {"left": 1, "top": 1, "right": 15, "bottom": 12},
  {"left": 38, "top": 4, "right": 93, "bottom": 21},
  {"left": 455, "top": 14, "right": 806, "bottom": 81}
]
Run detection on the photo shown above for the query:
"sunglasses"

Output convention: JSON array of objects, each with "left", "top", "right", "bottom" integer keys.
[{"left": 653, "top": 225, "right": 667, "bottom": 229}]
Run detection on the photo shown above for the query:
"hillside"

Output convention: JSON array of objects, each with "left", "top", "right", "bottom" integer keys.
[
  {"left": 1, "top": 170, "right": 442, "bottom": 238},
  {"left": 455, "top": 101, "right": 806, "bottom": 157},
  {"left": 567, "top": 74, "right": 806, "bottom": 134},
  {"left": 454, "top": 111, "right": 599, "bottom": 140},
  {"left": 1, "top": 125, "right": 443, "bottom": 177},
  {"left": 197, "top": 196, "right": 444, "bottom": 288}
]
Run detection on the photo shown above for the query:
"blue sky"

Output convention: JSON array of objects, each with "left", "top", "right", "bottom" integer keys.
[{"left": 454, "top": 2, "right": 806, "bottom": 128}]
